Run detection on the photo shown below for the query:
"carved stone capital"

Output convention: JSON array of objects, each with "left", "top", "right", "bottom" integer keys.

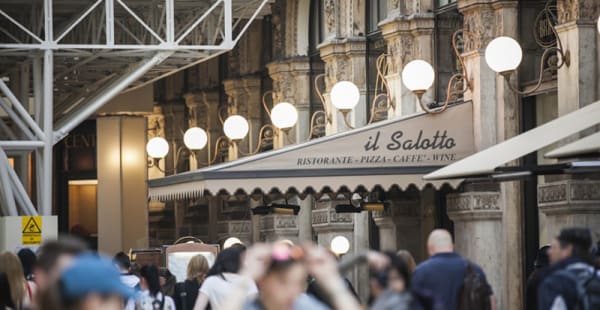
[
  {"left": 268, "top": 57, "right": 314, "bottom": 105},
  {"left": 557, "top": 0, "right": 600, "bottom": 24},
  {"left": 311, "top": 209, "right": 354, "bottom": 233},
  {"left": 319, "top": 39, "right": 368, "bottom": 89},
  {"left": 446, "top": 191, "right": 502, "bottom": 221},
  {"left": 538, "top": 179, "right": 600, "bottom": 215},
  {"left": 259, "top": 214, "right": 299, "bottom": 233},
  {"left": 217, "top": 220, "right": 252, "bottom": 239}
]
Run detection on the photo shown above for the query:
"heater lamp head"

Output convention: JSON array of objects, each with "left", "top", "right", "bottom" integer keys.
[{"left": 335, "top": 204, "right": 363, "bottom": 213}]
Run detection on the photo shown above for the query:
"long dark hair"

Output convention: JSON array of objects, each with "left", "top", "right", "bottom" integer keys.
[
  {"left": 18, "top": 248, "right": 37, "bottom": 280},
  {"left": 140, "top": 264, "right": 162, "bottom": 297},
  {"left": 0, "top": 272, "right": 15, "bottom": 308},
  {"left": 206, "top": 246, "right": 246, "bottom": 279}
]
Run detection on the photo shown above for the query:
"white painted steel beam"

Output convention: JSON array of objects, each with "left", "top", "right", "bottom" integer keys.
[
  {"left": 54, "top": 51, "right": 172, "bottom": 141},
  {"left": 0, "top": 147, "right": 18, "bottom": 216},
  {"left": 0, "top": 0, "right": 272, "bottom": 216}
]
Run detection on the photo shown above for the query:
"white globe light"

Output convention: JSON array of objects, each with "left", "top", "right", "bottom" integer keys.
[
  {"left": 183, "top": 127, "right": 208, "bottom": 150},
  {"left": 330, "top": 81, "right": 360, "bottom": 111},
  {"left": 223, "top": 115, "right": 249, "bottom": 140},
  {"left": 270, "top": 102, "right": 298, "bottom": 129},
  {"left": 485, "top": 36, "right": 523, "bottom": 73},
  {"left": 330, "top": 235, "right": 350, "bottom": 255},
  {"left": 401, "top": 60, "right": 435, "bottom": 93},
  {"left": 597, "top": 16, "right": 600, "bottom": 34},
  {"left": 146, "top": 137, "right": 169, "bottom": 159},
  {"left": 223, "top": 237, "right": 242, "bottom": 249}
]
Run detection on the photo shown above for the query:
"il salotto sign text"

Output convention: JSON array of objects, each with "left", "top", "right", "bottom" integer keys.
[{"left": 223, "top": 102, "right": 475, "bottom": 171}]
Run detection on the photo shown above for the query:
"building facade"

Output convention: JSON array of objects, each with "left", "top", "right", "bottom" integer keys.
[{"left": 48, "top": 0, "right": 600, "bottom": 308}]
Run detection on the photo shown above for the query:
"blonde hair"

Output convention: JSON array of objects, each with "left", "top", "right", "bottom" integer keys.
[
  {"left": 0, "top": 251, "right": 26, "bottom": 307},
  {"left": 187, "top": 255, "right": 209, "bottom": 281},
  {"left": 396, "top": 250, "right": 417, "bottom": 274}
]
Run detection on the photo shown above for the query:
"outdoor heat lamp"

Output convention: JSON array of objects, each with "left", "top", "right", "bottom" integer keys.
[
  {"left": 251, "top": 203, "right": 300, "bottom": 215},
  {"left": 335, "top": 201, "right": 389, "bottom": 213}
]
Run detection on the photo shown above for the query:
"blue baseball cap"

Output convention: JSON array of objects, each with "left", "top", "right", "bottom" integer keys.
[{"left": 60, "top": 253, "right": 136, "bottom": 299}]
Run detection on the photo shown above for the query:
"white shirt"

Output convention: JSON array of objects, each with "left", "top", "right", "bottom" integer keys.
[
  {"left": 136, "top": 290, "right": 176, "bottom": 310},
  {"left": 199, "top": 273, "right": 258, "bottom": 309}
]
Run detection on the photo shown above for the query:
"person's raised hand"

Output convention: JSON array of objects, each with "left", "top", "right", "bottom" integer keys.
[
  {"left": 240, "top": 243, "right": 272, "bottom": 281},
  {"left": 302, "top": 244, "right": 342, "bottom": 287},
  {"left": 367, "top": 251, "right": 390, "bottom": 271}
]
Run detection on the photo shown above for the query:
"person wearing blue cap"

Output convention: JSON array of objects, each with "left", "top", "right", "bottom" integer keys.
[{"left": 53, "top": 253, "right": 136, "bottom": 310}]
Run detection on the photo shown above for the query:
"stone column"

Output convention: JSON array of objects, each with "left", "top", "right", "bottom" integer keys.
[
  {"left": 453, "top": 1, "right": 521, "bottom": 308},
  {"left": 555, "top": 0, "right": 600, "bottom": 115},
  {"left": 97, "top": 116, "right": 149, "bottom": 253},
  {"left": 217, "top": 220, "right": 253, "bottom": 245},
  {"left": 446, "top": 185, "right": 503, "bottom": 308},
  {"left": 380, "top": 11, "right": 435, "bottom": 117},
  {"left": 223, "top": 79, "right": 246, "bottom": 160},
  {"left": 147, "top": 106, "right": 166, "bottom": 180},
  {"left": 162, "top": 100, "right": 187, "bottom": 174},
  {"left": 203, "top": 91, "right": 223, "bottom": 165},
  {"left": 183, "top": 92, "right": 209, "bottom": 170},
  {"left": 538, "top": 0, "right": 600, "bottom": 245},
  {"left": 267, "top": 58, "right": 314, "bottom": 146},
  {"left": 242, "top": 77, "right": 263, "bottom": 154},
  {"left": 320, "top": 40, "right": 368, "bottom": 134}
]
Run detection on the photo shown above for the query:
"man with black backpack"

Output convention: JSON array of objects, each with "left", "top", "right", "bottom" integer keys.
[
  {"left": 537, "top": 227, "right": 600, "bottom": 310},
  {"left": 412, "top": 229, "right": 495, "bottom": 310}
]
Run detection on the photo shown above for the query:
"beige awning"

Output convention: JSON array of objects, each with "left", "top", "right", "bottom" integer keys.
[
  {"left": 424, "top": 100, "right": 600, "bottom": 180},
  {"left": 148, "top": 102, "right": 476, "bottom": 201},
  {"left": 545, "top": 131, "right": 600, "bottom": 159}
]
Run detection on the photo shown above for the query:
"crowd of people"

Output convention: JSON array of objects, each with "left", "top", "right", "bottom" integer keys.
[{"left": 0, "top": 227, "right": 599, "bottom": 310}]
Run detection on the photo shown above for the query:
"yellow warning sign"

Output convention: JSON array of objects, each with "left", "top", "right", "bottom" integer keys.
[{"left": 22, "top": 216, "right": 42, "bottom": 245}]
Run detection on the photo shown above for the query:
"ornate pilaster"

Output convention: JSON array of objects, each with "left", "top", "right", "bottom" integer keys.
[
  {"left": 455, "top": 3, "right": 521, "bottom": 308},
  {"left": 555, "top": 0, "right": 600, "bottom": 115},
  {"left": 446, "top": 188, "right": 503, "bottom": 309},
  {"left": 223, "top": 79, "right": 247, "bottom": 160},
  {"left": 217, "top": 220, "right": 253, "bottom": 245},
  {"left": 267, "top": 58, "right": 315, "bottom": 146},
  {"left": 162, "top": 100, "right": 187, "bottom": 174},
  {"left": 259, "top": 214, "right": 300, "bottom": 243},
  {"left": 538, "top": 177, "right": 600, "bottom": 243},
  {"left": 380, "top": 14, "right": 435, "bottom": 117},
  {"left": 319, "top": 39, "right": 368, "bottom": 133},
  {"left": 147, "top": 105, "right": 166, "bottom": 179}
]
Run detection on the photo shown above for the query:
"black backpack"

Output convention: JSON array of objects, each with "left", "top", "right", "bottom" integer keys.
[
  {"left": 458, "top": 261, "right": 491, "bottom": 310},
  {"left": 556, "top": 263, "right": 600, "bottom": 310}
]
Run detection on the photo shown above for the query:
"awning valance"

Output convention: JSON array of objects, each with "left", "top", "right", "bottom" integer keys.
[
  {"left": 424, "top": 101, "right": 600, "bottom": 180},
  {"left": 148, "top": 102, "right": 475, "bottom": 201}
]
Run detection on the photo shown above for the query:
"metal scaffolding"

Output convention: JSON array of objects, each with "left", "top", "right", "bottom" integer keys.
[{"left": 0, "top": 0, "right": 272, "bottom": 215}]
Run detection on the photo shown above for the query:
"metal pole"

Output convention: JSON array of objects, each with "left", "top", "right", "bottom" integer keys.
[
  {"left": 0, "top": 96, "right": 36, "bottom": 140},
  {"left": 41, "top": 49, "right": 53, "bottom": 216},
  {"left": 0, "top": 117, "right": 17, "bottom": 140},
  {"left": 18, "top": 63, "right": 30, "bottom": 196},
  {"left": 0, "top": 80, "right": 45, "bottom": 140},
  {"left": 0, "top": 141, "right": 45, "bottom": 149},
  {"left": 165, "top": 0, "right": 174, "bottom": 43},
  {"left": 7, "top": 159, "right": 37, "bottom": 215},
  {"left": 54, "top": 51, "right": 172, "bottom": 139},
  {"left": 0, "top": 147, "right": 18, "bottom": 216},
  {"left": 223, "top": 0, "right": 232, "bottom": 47},
  {"left": 33, "top": 55, "right": 43, "bottom": 209}
]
